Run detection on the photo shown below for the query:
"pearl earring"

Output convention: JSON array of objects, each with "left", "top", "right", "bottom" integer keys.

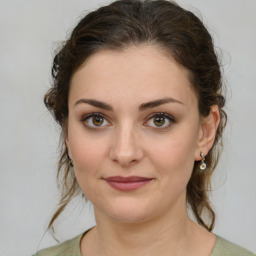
[{"left": 200, "top": 152, "right": 206, "bottom": 171}]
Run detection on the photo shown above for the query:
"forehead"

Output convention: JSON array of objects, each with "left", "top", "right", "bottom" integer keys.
[{"left": 70, "top": 45, "right": 197, "bottom": 108}]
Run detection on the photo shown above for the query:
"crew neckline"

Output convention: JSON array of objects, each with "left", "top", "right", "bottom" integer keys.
[{"left": 75, "top": 230, "right": 221, "bottom": 256}]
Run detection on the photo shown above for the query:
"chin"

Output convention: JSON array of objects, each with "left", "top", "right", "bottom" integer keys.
[
  {"left": 110, "top": 211, "right": 152, "bottom": 224},
  {"left": 98, "top": 197, "right": 157, "bottom": 224},
  {"left": 115, "top": 210, "right": 149, "bottom": 223}
]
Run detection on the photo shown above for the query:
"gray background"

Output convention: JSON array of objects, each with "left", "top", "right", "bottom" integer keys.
[{"left": 1, "top": 0, "right": 255, "bottom": 255}]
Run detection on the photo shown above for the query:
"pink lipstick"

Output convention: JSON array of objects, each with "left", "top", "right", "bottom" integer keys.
[{"left": 103, "top": 176, "right": 153, "bottom": 191}]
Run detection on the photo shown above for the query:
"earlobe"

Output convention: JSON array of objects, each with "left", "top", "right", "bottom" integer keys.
[{"left": 195, "top": 105, "right": 220, "bottom": 161}]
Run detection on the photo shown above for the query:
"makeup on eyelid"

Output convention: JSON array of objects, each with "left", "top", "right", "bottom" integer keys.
[{"left": 81, "top": 112, "right": 176, "bottom": 130}]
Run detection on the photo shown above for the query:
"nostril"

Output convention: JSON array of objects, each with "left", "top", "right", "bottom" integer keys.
[
  {"left": 109, "top": 128, "right": 144, "bottom": 166},
  {"left": 109, "top": 145, "right": 143, "bottom": 166}
]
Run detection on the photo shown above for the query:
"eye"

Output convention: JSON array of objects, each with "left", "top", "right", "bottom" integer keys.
[
  {"left": 82, "top": 113, "right": 110, "bottom": 128},
  {"left": 145, "top": 113, "right": 175, "bottom": 129}
]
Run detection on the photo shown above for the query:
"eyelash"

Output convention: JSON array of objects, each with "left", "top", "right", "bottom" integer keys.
[
  {"left": 81, "top": 112, "right": 175, "bottom": 130},
  {"left": 81, "top": 113, "right": 111, "bottom": 129},
  {"left": 144, "top": 112, "right": 175, "bottom": 131}
]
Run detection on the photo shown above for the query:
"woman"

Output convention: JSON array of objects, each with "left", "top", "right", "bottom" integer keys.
[{"left": 34, "top": 0, "right": 255, "bottom": 255}]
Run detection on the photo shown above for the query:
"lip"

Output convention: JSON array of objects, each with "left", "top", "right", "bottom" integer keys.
[{"left": 103, "top": 176, "right": 154, "bottom": 192}]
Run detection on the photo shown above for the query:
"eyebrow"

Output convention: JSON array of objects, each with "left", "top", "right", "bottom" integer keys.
[
  {"left": 138, "top": 97, "right": 184, "bottom": 111},
  {"left": 74, "top": 99, "right": 113, "bottom": 110},
  {"left": 74, "top": 97, "right": 184, "bottom": 111}
]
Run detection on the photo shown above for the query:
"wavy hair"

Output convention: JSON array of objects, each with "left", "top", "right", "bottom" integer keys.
[{"left": 45, "top": 0, "right": 227, "bottom": 234}]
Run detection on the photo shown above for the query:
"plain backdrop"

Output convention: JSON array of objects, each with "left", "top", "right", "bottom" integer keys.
[{"left": 1, "top": 0, "right": 256, "bottom": 255}]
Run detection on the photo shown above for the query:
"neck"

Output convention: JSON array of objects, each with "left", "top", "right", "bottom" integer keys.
[
  {"left": 98, "top": 217, "right": 193, "bottom": 256},
  {"left": 87, "top": 202, "right": 200, "bottom": 256}
]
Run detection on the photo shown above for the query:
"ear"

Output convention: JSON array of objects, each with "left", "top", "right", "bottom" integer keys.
[{"left": 195, "top": 105, "right": 220, "bottom": 161}]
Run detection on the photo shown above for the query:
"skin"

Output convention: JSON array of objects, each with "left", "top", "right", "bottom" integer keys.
[{"left": 66, "top": 45, "right": 220, "bottom": 256}]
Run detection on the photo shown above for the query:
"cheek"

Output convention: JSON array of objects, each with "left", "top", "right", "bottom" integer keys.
[
  {"left": 151, "top": 141, "right": 194, "bottom": 176},
  {"left": 71, "top": 138, "right": 106, "bottom": 173},
  {"left": 149, "top": 137, "right": 197, "bottom": 202},
  {"left": 73, "top": 143, "right": 101, "bottom": 167},
  {"left": 67, "top": 125, "right": 110, "bottom": 190},
  {"left": 146, "top": 126, "right": 199, "bottom": 178},
  {"left": 69, "top": 136, "right": 107, "bottom": 198}
]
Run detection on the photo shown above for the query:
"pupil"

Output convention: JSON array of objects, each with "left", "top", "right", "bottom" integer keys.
[
  {"left": 154, "top": 116, "right": 165, "bottom": 126},
  {"left": 93, "top": 116, "right": 103, "bottom": 126}
]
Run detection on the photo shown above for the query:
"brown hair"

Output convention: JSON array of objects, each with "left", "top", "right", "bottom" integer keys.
[{"left": 45, "top": 0, "right": 226, "bottom": 234}]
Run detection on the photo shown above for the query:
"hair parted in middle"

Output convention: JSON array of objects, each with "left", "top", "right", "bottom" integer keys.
[{"left": 45, "top": 0, "right": 226, "bottom": 234}]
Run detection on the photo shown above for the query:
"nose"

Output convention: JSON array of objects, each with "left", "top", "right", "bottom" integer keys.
[{"left": 109, "top": 124, "right": 144, "bottom": 167}]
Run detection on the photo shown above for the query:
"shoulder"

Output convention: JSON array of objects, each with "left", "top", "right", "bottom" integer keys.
[
  {"left": 211, "top": 235, "right": 256, "bottom": 256},
  {"left": 32, "top": 233, "right": 83, "bottom": 256}
]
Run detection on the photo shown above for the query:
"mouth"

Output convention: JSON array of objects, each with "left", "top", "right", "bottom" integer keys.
[{"left": 103, "top": 176, "right": 154, "bottom": 192}]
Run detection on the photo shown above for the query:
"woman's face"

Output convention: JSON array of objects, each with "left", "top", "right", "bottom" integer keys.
[{"left": 67, "top": 45, "right": 205, "bottom": 223}]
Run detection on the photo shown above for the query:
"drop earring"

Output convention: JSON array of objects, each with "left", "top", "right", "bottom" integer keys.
[{"left": 200, "top": 152, "right": 206, "bottom": 171}]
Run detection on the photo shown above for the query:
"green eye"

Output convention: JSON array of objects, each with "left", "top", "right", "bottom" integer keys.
[
  {"left": 82, "top": 113, "right": 110, "bottom": 128},
  {"left": 153, "top": 116, "right": 165, "bottom": 127}
]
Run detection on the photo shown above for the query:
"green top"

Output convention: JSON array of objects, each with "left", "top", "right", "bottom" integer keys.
[{"left": 33, "top": 232, "right": 255, "bottom": 256}]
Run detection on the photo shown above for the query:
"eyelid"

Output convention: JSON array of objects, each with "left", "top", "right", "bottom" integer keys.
[
  {"left": 144, "top": 112, "right": 176, "bottom": 129},
  {"left": 81, "top": 112, "right": 111, "bottom": 128},
  {"left": 81, "top": 112, "right": 104, "bottom": 121},
  {"left": 80, "top": 112, "right": 175, "bottom": 130},
  {"left": 147, "top": 112, "right": 175, "bottom": 121}
]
